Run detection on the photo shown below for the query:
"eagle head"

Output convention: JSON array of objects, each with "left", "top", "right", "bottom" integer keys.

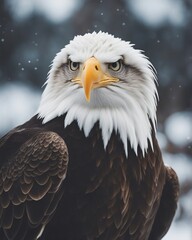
[{"left": 38, "top": 32, "right": 158, "bottom": 156}]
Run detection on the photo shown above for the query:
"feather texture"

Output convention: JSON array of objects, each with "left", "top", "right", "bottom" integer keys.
[{"left": 0, "top": 130, "right": 68, "bottom": 239}]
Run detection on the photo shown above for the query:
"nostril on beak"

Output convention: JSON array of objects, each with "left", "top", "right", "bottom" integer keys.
[{"left": 95, "top": 65, "right": 99, "bottom": 71}]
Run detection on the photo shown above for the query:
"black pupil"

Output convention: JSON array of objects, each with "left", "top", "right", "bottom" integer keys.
[
  {"left": 112, "top": 62, "right": 118, "bottom": 68},
  {"left": 72, "top": 62, "right": 78, "bottom": 69}
]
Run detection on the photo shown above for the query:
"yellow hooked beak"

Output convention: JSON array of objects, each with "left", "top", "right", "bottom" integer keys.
[{"left": 72, "top": 57, "right": 119, "bottom": 102}]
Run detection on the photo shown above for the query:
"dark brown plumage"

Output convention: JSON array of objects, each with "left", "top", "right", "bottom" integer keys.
[
  {"left": 0, "top": 125, "right": 68, "bottom": 240},
  {"left": 0, "top": 115, "right": 179, "bottom": 240},
  {"left": 0, "top": 32, "right": 179, "bottom": 240}
]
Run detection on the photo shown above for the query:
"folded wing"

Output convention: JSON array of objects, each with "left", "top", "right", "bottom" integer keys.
[{"left": 0, "top": 131, "right": 68, "bottom": 240}]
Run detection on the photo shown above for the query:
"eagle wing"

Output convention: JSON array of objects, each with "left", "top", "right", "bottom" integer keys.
[
  {"left": 148, "top": 166, "right": 179, "bottom": 240},
  {"left": 0, "top": 130, "right": 68, "bottom": 240}
]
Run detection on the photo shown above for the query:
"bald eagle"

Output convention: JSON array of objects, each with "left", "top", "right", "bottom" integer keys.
[{"left": 0, "top": 32, "right": 179, "bottom": 240}]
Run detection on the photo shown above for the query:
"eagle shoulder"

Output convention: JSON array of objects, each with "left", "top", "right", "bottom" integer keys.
[{"left": 0, "top": 130, "right": 68, "bottom": 240}]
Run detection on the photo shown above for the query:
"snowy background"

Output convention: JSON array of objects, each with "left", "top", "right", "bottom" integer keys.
[{"left": 0, "top": 0, "right": 192, "bottom": 239}]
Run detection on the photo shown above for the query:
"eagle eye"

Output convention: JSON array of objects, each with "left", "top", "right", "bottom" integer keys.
[
  {"left": 69, "top": 60, "right": 80, "bottom": 71},
  {"left": 108, "top": 60, "right": 122, "bottom": 71}
]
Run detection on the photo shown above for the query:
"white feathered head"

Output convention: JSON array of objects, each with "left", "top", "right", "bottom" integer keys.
[{"left": 38, "top": 32, "right": 158, "bottom": 156}]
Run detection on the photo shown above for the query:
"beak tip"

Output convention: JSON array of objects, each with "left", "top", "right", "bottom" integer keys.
[
  {"left": 85, "top": 94, "right": 91, "bottom": 102},
  {"left": 83, "top": 85, "right": 91, "bottom": 102}
]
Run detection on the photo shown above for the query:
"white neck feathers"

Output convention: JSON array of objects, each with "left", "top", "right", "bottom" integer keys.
[{"left": 37, "top": 32, "right": 158, "bottom": 157}]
